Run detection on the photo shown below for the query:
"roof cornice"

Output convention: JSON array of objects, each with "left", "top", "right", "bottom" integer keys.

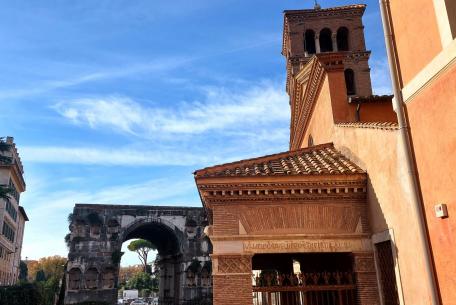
[{"left": 289, "top": 53, "right": 345, "bottom": 150}]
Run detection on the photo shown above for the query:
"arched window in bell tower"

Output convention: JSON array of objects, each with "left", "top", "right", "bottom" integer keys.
[
  {"left": 304, "top": 30, "right": 316, "bottom": 54},
  {"left": 337, "top": 27, "right": 349, "bottom": 51},
  {"left": 319, "top": 28, "right": 333, "bottom": 52},
  {"left": 344, "top": 69, "right": 356, "bottom": 95}
]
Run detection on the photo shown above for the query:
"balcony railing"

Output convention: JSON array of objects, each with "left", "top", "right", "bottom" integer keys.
[{"left": 253, "top": 271, "right": 356, "bottom": 305}]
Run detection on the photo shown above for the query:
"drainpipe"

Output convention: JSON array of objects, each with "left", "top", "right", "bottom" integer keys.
[{"left": 379, "top": 1, "right": 440, "bottom": 304}]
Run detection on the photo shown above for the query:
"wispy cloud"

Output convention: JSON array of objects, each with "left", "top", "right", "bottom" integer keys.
[
  {"left": 20, "top": 145, "right": 218, "bottom": 166},
  {"left": 54, "top": 81, "right": 289, "bottom": 136},
  {"left": 0, "top": 57, "right": 190, "bottom": 100}
]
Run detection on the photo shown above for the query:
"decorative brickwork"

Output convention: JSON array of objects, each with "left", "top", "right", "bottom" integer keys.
[
  {"left": 353, "top": 253, "right": 380, "bottom": 305},
  {"left": 217, "top": 256, "right": 251, "bottom": 274}
]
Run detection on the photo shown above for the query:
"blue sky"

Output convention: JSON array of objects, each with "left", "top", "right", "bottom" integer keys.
[{"left": 0, "top": 0, "right": 391, "bottom": 266}]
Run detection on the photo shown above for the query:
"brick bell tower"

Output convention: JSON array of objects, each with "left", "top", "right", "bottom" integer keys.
[{"left": 282, "top": 4, "right": 373, "bottom": 97}]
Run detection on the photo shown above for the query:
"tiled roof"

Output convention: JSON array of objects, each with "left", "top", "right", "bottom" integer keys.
[
  {"left": 194, "top": 143, "right": 364, "bottom": 178},
  {"left": 336, "top": 122, "right": 399, "bottom": 130},
  {"left": 284, "top": 4, "right": 366, "bottom": 14}
]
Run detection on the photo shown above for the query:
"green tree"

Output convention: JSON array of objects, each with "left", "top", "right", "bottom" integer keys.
[
  {"left": 125, "top": 272, "right": 153, "bottom": 290},
  {"left": 127, "top": 239, "right": 155, "bottom": 273},
  {"left": 19, "top": 261, "right": 28, "bottom": 281},
  {"left": 35, "top": 270, "right": 46, "bottom": 282}
]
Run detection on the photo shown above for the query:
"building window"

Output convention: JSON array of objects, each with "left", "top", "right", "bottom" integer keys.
[
  {"left": 2, "top": 222, "right": 15, "bottom": 242},
  {"left": 308, "top": 135, "right": 314, "bottom": 147},
  {"left": 445, "top": 0, "right": 456, "bottom": 38},
  {"left": 344, "top": 69, "right": 356, "bottom": 95},
  {"left": 304, "top": 30, "right": 316, "bottom": 54},
  {"left": 5, "top": 200, "right": 17, "bottom": 222},
  {"left": 8, "top": 179, "right": 20, "bottom": 202},
  {"left": 319, "top": 28, "right": 333, "bottom": 52},
  {"left": 337, "top": 27, "right": 350, "bottom": 51}
]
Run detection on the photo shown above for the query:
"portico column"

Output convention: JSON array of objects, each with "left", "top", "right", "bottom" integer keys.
[
  {"left": 353, "top": 252, "right": 380, "bottom": 305},
  {"left": 332, "top": 33, "right": 338, "bottom": 51},
  {"left": 212, "top": 254, "right": 253, "bottom": 305},
  {"left": 315, "top": 34, "right": 321, "bottom": 53}
]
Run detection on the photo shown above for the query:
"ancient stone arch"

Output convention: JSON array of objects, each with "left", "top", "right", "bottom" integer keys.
[{"left": 64, "top": 204, "right": 212, "bottom": 305}]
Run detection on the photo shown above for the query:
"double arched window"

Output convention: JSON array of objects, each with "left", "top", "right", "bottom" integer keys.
[
  {"left": 344, "top": 69, "right": 356, "bottom": 95},
  {"left": 337, "top": 27, "right": 349, "bottom": 51},
  {"left": 319, "top": 28, "right": 333, "bottom": 52},
  {"left": 304, "top": 30, "right": 316, "bottom": 54}
]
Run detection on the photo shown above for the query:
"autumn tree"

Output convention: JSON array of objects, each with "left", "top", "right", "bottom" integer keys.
[
  {"left": 118, "top": 265, "right": 143, "bottom": 285},
  {"left": 127, "top": 239, "right": 155, "bottom": 273},
  {"left": 27, "top": 255, "right": 67, "bottom": 282}
]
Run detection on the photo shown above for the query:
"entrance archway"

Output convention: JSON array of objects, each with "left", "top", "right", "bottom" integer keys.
[
  {"left": 121, "top": 219, "right": 184, "bottom": 305},
  {"left": 64, "top": 204, "right": 212, "bottom": 305}
]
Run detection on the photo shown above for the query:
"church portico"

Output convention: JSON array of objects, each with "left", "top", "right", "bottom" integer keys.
[{"left": 195, "top": 144, "right": 380, "bottom": 305}]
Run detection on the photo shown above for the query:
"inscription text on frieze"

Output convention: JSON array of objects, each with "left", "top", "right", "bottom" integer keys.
[{"left": 243, "top": 239, "right": 365, "bottom": 253}]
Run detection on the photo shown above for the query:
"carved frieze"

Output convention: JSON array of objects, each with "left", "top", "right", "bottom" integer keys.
[{"left": 238, "top": 204, "right": 363, "bottom": 234}]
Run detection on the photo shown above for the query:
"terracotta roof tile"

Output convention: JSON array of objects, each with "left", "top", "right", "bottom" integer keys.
[{"left": 194, "top": 143, "right": 364, "bottom": 178}]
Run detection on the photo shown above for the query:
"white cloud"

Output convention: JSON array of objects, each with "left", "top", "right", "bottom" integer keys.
[
  {"left": 54, "top": 82, "right": 289, "bottom": 136},
  {"left": 20, "top": 145, "right": 217, "bottom": 166}
]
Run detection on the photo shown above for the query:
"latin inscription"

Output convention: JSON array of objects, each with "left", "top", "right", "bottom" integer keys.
[{"left": 243, "top": 239, "right": 365, "bottom": 253}]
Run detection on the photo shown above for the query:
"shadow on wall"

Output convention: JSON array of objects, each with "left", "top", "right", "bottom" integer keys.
[{"left": 336, "top": 144, "right": 389, "bottom": 232}]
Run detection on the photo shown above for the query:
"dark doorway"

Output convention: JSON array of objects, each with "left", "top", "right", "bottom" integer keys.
[{"left": 376, "top": 241, "right": 400, "bottom": 305}]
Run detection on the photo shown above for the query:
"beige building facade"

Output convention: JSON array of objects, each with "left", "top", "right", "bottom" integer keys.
[{"left": 0, "top": 136, "right": 28, "bottom": 285}]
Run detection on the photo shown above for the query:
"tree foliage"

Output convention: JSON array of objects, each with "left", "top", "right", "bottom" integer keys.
[
  {"left": 35, "top": 270, "right": 46, "bottom": 282},
  {"left": 125, "top": 272, "right": 153, "bottom": 290},
  {"left": 118, "top": 265, "right": 142, "bottom": 285},
  {"left": 27, "top": 256, "right": 67, "bottom": 283},
  {"left": 127, "top": 239, "right": 155, "bottom": 273},
  {"left": 19, "top": 261, "right": 28, "bottom": 281}
]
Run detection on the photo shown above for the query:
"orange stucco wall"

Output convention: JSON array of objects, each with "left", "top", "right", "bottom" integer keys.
[
  {"left": 358, "top": 102, "right": 397, "bottom": 123},
  {"left": 389, "top": 0, "right": 442, "bottom": 85},
  {"left": 299, "top": 71, "right": 434, "bottom": 304},
  {"left": 406, "top": 63, "right": 456, "bottom": 305}
]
